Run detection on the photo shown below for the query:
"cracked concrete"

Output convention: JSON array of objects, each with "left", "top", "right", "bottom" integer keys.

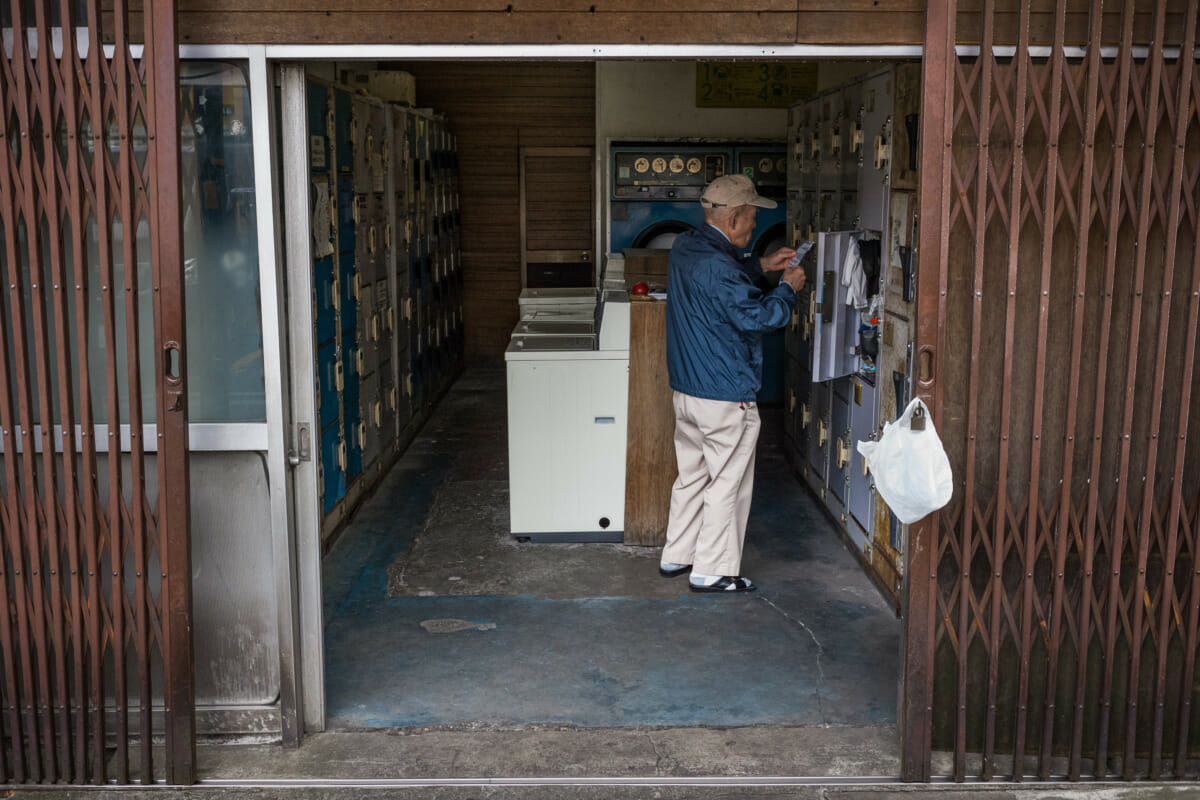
[{"left": 759, "top": 595, "right": 829, "bottom": 727}]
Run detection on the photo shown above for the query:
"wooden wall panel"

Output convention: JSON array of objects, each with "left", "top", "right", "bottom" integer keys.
[
  {"left": 93, "top": 0, "right": 1179, "bottom": 46},
  {"left": 393, "top": 62, "right": 595, "bottom": 360}
]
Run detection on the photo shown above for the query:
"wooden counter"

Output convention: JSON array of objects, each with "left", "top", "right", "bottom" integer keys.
[{"left": 623, "top": 296, "right": 677, "bottom": 546}]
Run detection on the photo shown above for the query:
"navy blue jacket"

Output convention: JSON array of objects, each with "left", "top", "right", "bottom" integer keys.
[{"left": 666, "top": 225, "right": 796, "bottom": 403}]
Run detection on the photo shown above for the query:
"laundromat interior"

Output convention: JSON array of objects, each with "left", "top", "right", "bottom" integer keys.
[
  {"left": 175, "top": 55, "right": 920, "bottom": 749},
  {"left": 257, "top": 56, "right": 920, "bottom": 743}
]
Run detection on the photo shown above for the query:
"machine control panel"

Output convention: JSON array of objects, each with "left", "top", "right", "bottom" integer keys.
[
  {"left": 612, "top": 147, "right": 728, "bottom": 199},
  {"left": 736, "top": 149, "right": 788, "bottom": 195}
]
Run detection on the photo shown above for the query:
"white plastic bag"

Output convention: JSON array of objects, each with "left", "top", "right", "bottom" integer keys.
[{"left": 857, "top": 398, "right": 953, "bottom": 524}]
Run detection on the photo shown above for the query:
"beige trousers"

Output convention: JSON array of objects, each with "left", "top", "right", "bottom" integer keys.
[{"left": 661, "top": 391, "right": 761, "bottom": 577}]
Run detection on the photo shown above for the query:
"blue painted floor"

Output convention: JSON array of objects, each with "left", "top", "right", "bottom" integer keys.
[{"left": 322, "top": 368, "right": 900, "bottom": 730}]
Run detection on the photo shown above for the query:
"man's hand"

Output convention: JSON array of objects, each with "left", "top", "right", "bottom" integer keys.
[
  {"left": 760, "top": 247, "right": 797, "bottom": 272},
  {"left": 781, "top": 265, "right": 806, "bottom": 292}
]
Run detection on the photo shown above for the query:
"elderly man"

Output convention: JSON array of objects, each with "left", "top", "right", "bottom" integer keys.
[{"left": 659, "top": 174, "right": 807, "bottom": 593}]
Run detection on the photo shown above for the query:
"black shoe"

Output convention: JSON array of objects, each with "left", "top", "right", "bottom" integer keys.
[
  {"left": 659, "top": 564, "right": 690, "bottom": 578},
  {"left": 689, "top": 576, "right": 756, "bottom": 593}
]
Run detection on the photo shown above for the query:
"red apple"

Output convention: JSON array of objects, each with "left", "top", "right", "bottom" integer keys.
[{"left": 631, "top": 282, "right": 649, "bottom": 295}]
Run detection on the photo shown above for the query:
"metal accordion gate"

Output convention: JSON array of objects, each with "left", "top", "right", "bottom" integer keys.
[
  {"left": 906, "top": 0, "right": 1200, "bottom": 783},
  {"left": 0, "top": 0, "right": 193, "bottom": 785}
]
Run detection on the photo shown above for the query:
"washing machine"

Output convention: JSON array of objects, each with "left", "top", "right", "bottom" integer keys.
[
  {"left": 732, "top": 144, "right": 789, "bottom": 257},
  {"left": 609, "top": 144, "right": 729, "bottom": 253},
  {"left": 610, "top": 143, "right": 789, "bottom": 258},
  {"left": 733, "top": 144, "right": 789, "bottom": 405}
]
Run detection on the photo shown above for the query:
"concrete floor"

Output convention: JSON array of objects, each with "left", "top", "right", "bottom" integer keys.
[
  {"left": 53, "top": 368, "right": 1200, "bottom": 795},
  {"left": 321, "top": 367, "right": 900, "bottom": 733}
]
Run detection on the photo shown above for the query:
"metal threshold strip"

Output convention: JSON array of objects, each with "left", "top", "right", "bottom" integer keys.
[{"left": 111, "top": 775, "right": 1181, "bottom": 788}]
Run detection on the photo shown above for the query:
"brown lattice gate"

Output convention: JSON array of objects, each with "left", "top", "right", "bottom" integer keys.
[
  {"left": 0, "top": 0, "right": 192, "bottom": 785},
  {"left": 906, "top": 0, "right": 1200, "bottom": 783}
]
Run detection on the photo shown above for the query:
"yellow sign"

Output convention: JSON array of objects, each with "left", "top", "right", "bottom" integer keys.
[{"left": 696, "top": 62, "right": 819, "bottom": 108}]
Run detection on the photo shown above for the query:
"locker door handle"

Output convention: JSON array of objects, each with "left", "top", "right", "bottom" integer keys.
[
  {"left": 335, "top": 362, "right": 344, "bottom": 392},
  {"left": 801, "top": 403, "right": 811, "bottom": 428},
  {"left": 836, "top": 437, "right": 851, "bottom": 469},
  {"left": 851, "top": 122, "right": 864, "bottom": 153},
  {"left": 874, "top": 135, "right": 890, "bottom": 171},
  {"left": 817, "top": 419, "right": 828, "bottom": 448},
  {"left": 337, "top": 442, "right": 347, "bottom": 471},
  {"left": 788, "top": 391, "right": 796, "bottom": 414}
]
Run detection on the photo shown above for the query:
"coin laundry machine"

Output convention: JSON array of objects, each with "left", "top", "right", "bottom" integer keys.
[{"left": 608, "top": 143, "right": 787, "bottom": 257}]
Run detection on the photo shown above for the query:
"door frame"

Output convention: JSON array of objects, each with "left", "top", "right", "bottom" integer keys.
[{"left": 267, "top": 45, "right": 923, "bottom": 742}]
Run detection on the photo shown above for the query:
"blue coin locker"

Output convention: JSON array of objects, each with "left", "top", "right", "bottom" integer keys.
[
  {"left": 339, "top": 252, "right": 358, "bottom": 333},
  {"left": 337, "top": 173, "right": 356, "bottom": 250},
  {"left": 314, "top": 255, "right": 337, "bottom": 346},
  {"left": 320, "top": 422, "right": 345, "bottom": 514},
  {"left": 306, "top": 81, "right": 330, "bottom": 173},
  {"left": 317, "top": 340, "right": 340, "bottom": 432},
  {"left": 334, "top": 89, "right": 354, "bottom": 173}
]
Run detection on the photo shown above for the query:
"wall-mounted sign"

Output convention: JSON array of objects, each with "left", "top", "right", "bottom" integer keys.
[{"left": 696, "top": 62, "right": 819, "bottom": 108}]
